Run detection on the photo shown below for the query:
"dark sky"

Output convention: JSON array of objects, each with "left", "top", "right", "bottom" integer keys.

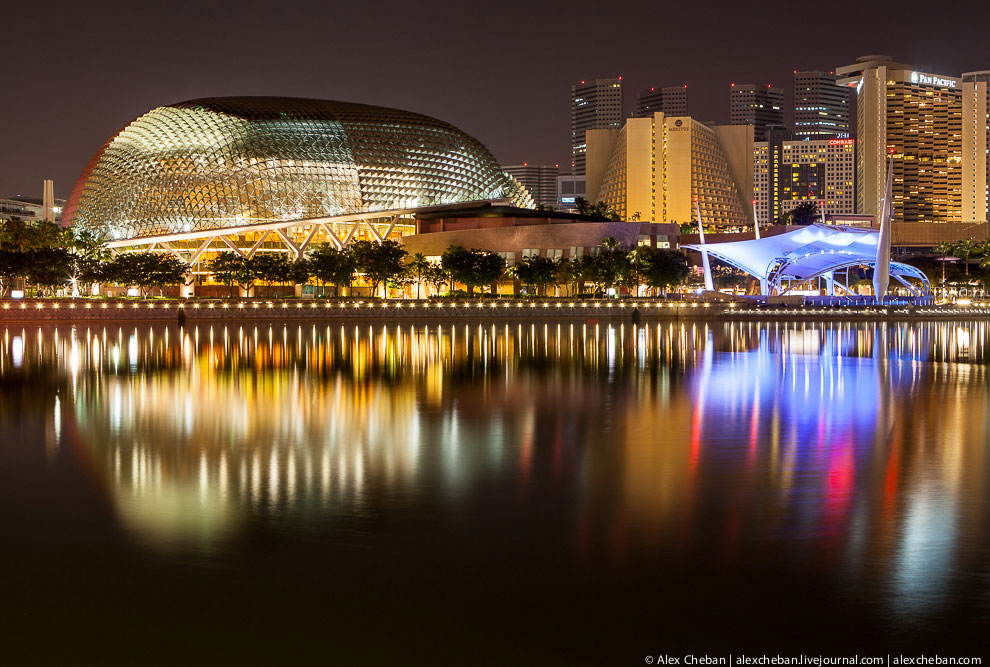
[{"left": 3, "top": 0, "right": 988, "bottom": 199}]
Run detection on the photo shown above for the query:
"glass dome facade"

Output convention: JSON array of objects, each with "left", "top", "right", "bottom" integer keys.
[{"left": 64, "top": 97, "right": 531, "bottom": 239}]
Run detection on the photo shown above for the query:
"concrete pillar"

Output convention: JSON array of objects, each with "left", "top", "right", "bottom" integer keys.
[
  {"left": 825, "top": 272, "right": 835, "bottom": 296},
  {"left": 294, "top": 283, "right": 304, "bottom": 298}
]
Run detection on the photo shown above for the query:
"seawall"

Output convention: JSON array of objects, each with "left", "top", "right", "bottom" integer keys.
[{"left": 2, "top": 298, "right": 990, "bottom": 324}]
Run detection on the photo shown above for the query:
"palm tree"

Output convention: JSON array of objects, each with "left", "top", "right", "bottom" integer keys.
[
  {"left": 409, "top": 253, "right": 430, "bottom": 298},
  {"left": 977, "top": 242, "right": 990, "bottom": 274},
  {"left": 934, "top": 241, "right": 955, "bottom": 285},
  {"left": 600, "top": 236, "right": 620, "bottom": 251},
  {"left": 952, "top": 238, "right": 980, "bottom": 276}
]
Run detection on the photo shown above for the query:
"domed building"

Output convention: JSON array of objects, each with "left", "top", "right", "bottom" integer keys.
[{"left": 64, "top": 97, "right": 532, "bottom": 262}]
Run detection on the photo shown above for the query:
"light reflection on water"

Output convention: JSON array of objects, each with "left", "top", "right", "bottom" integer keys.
[{"left": 1, "top": 320, "right": 988, "bottom": 661}]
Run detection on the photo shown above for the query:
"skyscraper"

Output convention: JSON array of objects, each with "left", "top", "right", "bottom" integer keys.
[
  {"left": 793, "top": 70, "right": 852, "bottom": 139},
  {"left": 502, "top": 163, "right": 560, "bottom": 209},
  {"left": 753, "top": 137, "right": 856, "bottom": 223},
  {"left": 962, "top": 71, "right": 990, "bottom": 224},
  {"left": 571, "top": 78, "right": 623, "bottom": 175},
  {"left": 753, "top": 125, "right": 793, "bottom": 223},
  {"left": 729, "top": 84, "right": 784, "bottom": 141},
  {"left": 634, "top": 85, "right": 688, "bottom": 117},
  {"left": 836, "top": 55, "right": 987, "bottom": 241}
]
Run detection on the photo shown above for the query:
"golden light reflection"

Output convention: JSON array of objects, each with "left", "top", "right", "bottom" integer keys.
[{"left": 0, "top": 320, "right": 987, "bottom": 619}]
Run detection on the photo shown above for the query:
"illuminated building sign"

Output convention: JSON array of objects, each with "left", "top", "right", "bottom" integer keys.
[
  {"left": 909, "top": 71, "right": 957, "bottom": 88},
  {"left": 828, "top": 139, "right": 854, "bottom": 146}
]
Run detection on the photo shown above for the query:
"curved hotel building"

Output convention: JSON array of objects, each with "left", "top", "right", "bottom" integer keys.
[{"left": 585, "top": 114, "right": 754, "bottom": 228}]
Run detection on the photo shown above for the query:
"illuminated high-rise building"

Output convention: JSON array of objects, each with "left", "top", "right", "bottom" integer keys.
[
  {"left": 634, "top": 86, "right": 688, "bottom": 117},
  {"left": 753, "top": 126, "right": 791, "bottom": 224},
  {"left": 962, "top": 71, "right": 990, "bottom": 224},
  {"left": 793, "top": 70, "right": 852, "bottom": 139},
  {"left": 836, "top": 55, "right": 988, "bottom": 243},
  {"left": 571, "top": 78, "right": 623, "bottom": 175},
  {"left": 586, "top": 114, "right": 753, "bottom": 227},
  {"left": 730, "top": 84, "right": 784, "bottom": 141},
  {"left": 754, "top": 134, "right": 856, "bottom": 224}
]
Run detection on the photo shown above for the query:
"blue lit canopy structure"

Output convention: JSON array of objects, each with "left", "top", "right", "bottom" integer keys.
[{"left": 683, "top": 224, "right": 931, "bottom": 297}]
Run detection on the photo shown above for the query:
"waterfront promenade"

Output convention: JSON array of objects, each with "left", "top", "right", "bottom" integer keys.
[{"left": 2, "top": 298, "right": 989, "bottom": 323}]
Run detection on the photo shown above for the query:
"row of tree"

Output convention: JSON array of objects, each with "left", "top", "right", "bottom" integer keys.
[
  {"left": 934, "top": 238, "right": 990, "bottom": 279},
  {"left": 202, "top": 241, "right": 513, "bottom": 298},
  {"left": 0, "top": 215, "right": 692, "bottom": 298},
  {"left": 0, "top": 247, "right": 189, "bottom": 297},
  {"left": 202, "top": 238, "right": 690, "bottom": 298}
]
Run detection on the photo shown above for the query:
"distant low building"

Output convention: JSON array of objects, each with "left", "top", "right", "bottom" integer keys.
[
  {"left": 502, "top": 164, "right": 559, "bottom": 209},
  {"left": 403, "top": 203, "right": 680, "bottom": 269},
  {"left": 556, "top": 174, "right": 586, "bottom": 212},
  {"left": 0, "top": 194, "right": 65, "bottom": 224}
]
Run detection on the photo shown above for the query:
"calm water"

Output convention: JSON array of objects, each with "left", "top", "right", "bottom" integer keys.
[{"left": 1, "top": 320, "right": 988, "bottom": 665}]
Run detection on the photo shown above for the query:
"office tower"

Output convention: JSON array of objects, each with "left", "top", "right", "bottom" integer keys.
[
  {"left": 586, "top": 114, "right": 753, "bottom": 227},
  {"left": 502, "top": 164, "right": 560, "bottom": 209},
  {"left": 634, "top": 85, "right": 688, "bottom": 117},
  {"left": 729, "top": 84, "right": 785, "bottom": 141},
  {"left": 836, "top": 55, "right": 984, "bottom": 241},
  {"left": 753, "top": 125, "right": 792, "bottom": 223},
  {"left": 793, "top": 70, "right": 852, "bottom": 139},
  {"left": 571, "top": 78, "right": 623, "bottom": 175},
  {"left": 634, "top": 88, "right": 663, "bottom": 118},
  {"left": 962, "top": 71, "right": 990, "bottom": 224},
  {"left": 753, "top": 138, "right": 856, "bottom": 222}
]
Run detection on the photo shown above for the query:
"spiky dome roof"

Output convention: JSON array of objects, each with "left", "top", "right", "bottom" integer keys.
[{"left": 65, "top": 96, "right": 532, "bottom": 239}]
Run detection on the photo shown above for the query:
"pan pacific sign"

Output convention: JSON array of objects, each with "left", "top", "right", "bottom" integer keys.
[{"left": 909, "top": 71, "right": 958, "bottom": 88}]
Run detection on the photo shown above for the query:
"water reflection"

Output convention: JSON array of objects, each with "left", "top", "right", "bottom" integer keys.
[{"left": 1, "top": 320, "right": 988, "bottom": 652}]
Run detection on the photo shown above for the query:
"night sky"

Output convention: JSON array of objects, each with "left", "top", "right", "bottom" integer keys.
[{"left": 3, "top": 0, "right": 987, "bottom": 199}]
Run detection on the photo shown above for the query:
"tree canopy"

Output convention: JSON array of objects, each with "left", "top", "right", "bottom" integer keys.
[
  {"left": 351, "top": 239, "right": 408, "bottom": 298},
  {"left": 512, "top": 255, "right": 559, "bottom": 295},
  {"left": 441, "top": 246, "right": 507, "bottom": 295}
]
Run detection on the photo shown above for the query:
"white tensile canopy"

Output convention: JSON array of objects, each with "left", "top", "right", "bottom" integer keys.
[{"left": 682, "top": 223, "right": 931, "bottom": 297}]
